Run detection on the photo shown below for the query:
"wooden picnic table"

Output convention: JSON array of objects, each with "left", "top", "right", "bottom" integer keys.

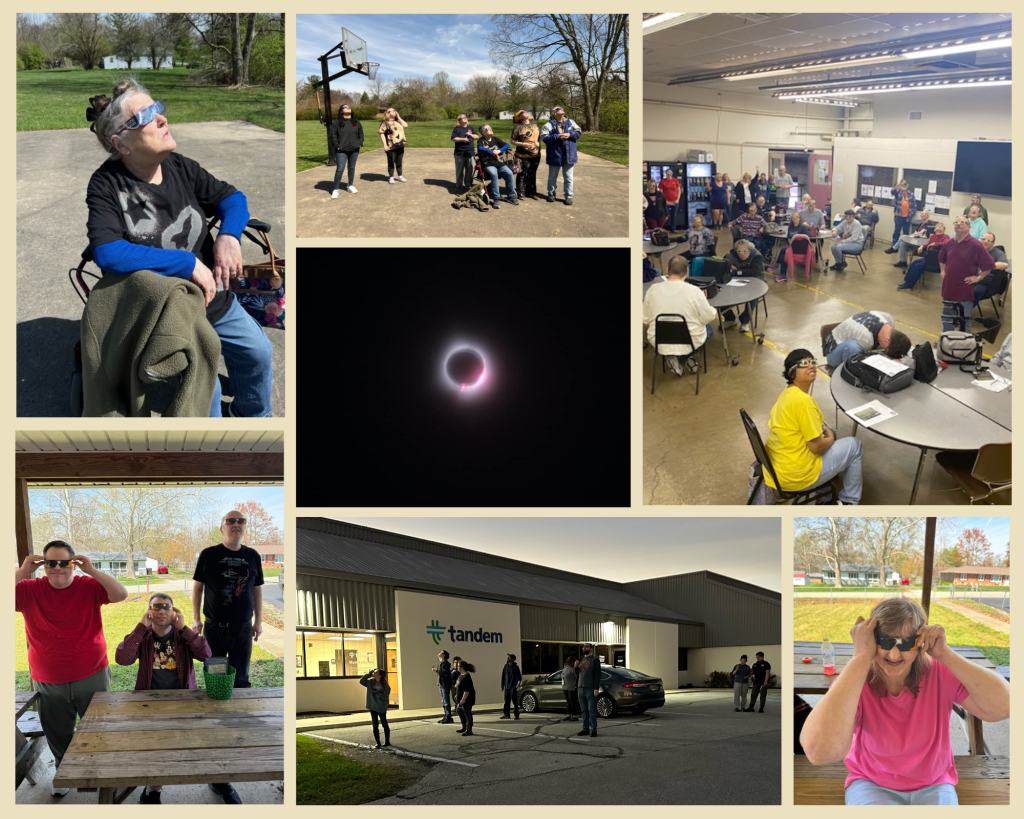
[
  {"left": 52, "top": 686, "right": 284, "bottom": 804},
  {"left": 16, "top": 691, "right": 44, "bottom": 789},
  {"left": 793, "top": 642, "right": 1007, "bottom": 755}
]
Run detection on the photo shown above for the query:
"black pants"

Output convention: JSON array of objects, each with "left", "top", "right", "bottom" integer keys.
[
  {"left": 386, "top": 145, "right": 405, "bottom": 178},
  {"left": 371, "top": 710, "right": 390, "bottom": 744},
  {"left": 503, "top": 688, "right": 519, "bottom": 717},
  {"left": 564, "top": 689, "right": 579, "bottom": 716},
  {"left": 203, "top": 622, "right": 253, "bottom": 688},
  {"left": 749, "top": 682, "right": 768, "bottom": 710},
  {"left": 516, "top": 155, "right": 540, "bottom": 198},
  {"left": 458, "top": 703, "right": 474, "bottom": 728}
]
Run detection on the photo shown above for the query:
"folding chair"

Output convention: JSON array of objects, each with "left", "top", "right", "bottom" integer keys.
[
  {"left": 839, "top": 245, "right": 867, "bottom": 275},
  {"left": 785, "top": 235, "right": 816, "bottom": 282},
  {"left": 935, "top": 443, "right": 1012, "bottom": 504},
  {"left": 975, "top": 267, "right": 1010, "bottom": 318},
  {"left": 651, "top": 313, "right": 707, "bottom": 396},
  {"left": 740, "top": 408, "right": 837, "bottom": 505}
]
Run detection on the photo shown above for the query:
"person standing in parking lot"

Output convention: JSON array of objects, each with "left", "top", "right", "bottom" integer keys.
[
  {"left": 500, "top": 653, "right": 522, "bottom": 720},
  {"left": 747, "top": 651, "right": 772, "bottom": 713},
  {"left": 450, "top": 656, "right": 462, "bottom": 713},
  {"left": 732, "top": 654, "right": 752, "bottom": 712},
  {"left": 433, "top": 650, "right": 454, "bottom": 724},
  {"left": 454, "top": 660, "right": 477, "bottom": 737},
  {"left": 575, "top": 642, "right": 601, "bottom": 737},
  {"left": 562, "top": 655, "right": 580, "bottom": 721}
]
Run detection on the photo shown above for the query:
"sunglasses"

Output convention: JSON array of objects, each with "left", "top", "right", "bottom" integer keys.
[
  {"left": 45, "top": 560, "right": 74, "bottom": 568},
  {"left": 112, "top": 100, "right": 166, "bottom": 139},
  {"left": 150, "top": 603, "right": 173, "bottom": 611},
  {"left": 224, "top": 518, "right": 247, "bottom": 525},
  {"left": 875, "top": 628, "right": 920, "bottom": 652}
]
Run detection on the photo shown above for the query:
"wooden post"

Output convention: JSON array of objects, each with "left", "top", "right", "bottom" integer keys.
[
  {"left": 922, "top": 517, "right": 936, "bottom": 619},
  {"left": 15, "top": 478, "right": 33, "bottom": 564}
]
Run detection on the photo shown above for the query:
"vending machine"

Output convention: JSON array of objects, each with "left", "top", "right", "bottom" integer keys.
[{"left": 642, "top": 160, "right": 717, "bottom": 230}]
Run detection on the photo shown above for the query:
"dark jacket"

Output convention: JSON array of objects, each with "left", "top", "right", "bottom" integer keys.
[
  {"left": 115, "top": 623, "right": 211, "bottom": 691},
  {"left": 576, "top": 652, "right": 602, "bottom": 689},
  {"left": 359, "top": 673, "right": 391, "bottom": 713},
  {"left": 541, "top": 117, "right": 582, "bottom": 166},
  {"left": 451, "top": 667, "right": 461, "bottom": 689},
  {"left": 500, "top": 661, "right": 522, "bottom": 690},
  {"left": 478, "top": 135, "right": 511, "bottom": 168},
  {"left": 724, "top": 249, "right": 765, "bottom": 279},
  {"left": 437, "top": 659, "right": 453, "bottom": 691},
  {"left": 330, "top": 116, "right": 364, "bottom": 153},
  {"left": 891, "top": 186, "right": 917, "bottom": 216},
  {"left": 751, "top": 175, "right": 769, "bottom": 199}
]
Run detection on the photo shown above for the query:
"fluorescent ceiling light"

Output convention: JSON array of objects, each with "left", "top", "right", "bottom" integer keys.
[
  {"left": 901, "top": 36, "right": 1011, "bottom": 60},
  {"left": 787, "top": 97, "right": 860, "bottom": 107},
  {"left": 828, "top": 79, "right": 1011, "bottom": 96},
  {"left": 724, "top": 54, "right": 901, "bottom": 81},
  {"left": 644, "top": 13, "right": 708, "bottom": 35},
  {"left": 776, "top": 77, "right": 1011, "bottom": 99}
]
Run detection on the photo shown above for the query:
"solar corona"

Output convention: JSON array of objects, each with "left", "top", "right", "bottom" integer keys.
[{"left": 446, "top": 348, "right": 485, "bottom": 392}]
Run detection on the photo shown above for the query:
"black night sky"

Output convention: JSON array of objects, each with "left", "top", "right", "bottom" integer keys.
[{"left": 297, "top": 248, "right": 631, "bottom": 507}]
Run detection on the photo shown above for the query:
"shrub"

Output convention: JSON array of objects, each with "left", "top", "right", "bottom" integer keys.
[
  {"left": 18, "top": 43, "right": 47, "bottom": 71},
  {"left": 353, "top": 105, "right": 379, "bottom": 121},
  {"left": 704, "top": 670, "right": 734, "bottom": 688},
  {"left": 444, "top": 103, "right": 462, "bottom": 120},
  {"left": 247, "top": 31, "right": 285, "bottom": 87},
  {"left": 296, "top": 107, "right": 322, "bottom": 121}
]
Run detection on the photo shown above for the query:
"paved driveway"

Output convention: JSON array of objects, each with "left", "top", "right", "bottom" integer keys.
[
  {"left": 305, "top": 690, "right": 781, "bottom": 804},
  {"left": 17, "top": 121, "right": 286, "bottom": 417}
]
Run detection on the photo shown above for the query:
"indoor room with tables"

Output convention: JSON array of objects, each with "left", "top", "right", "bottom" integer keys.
[{"left": 642, "top": 13, "right": 1011, "bottom": 506}]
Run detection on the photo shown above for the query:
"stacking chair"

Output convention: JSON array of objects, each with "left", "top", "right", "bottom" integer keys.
[
  {"left": 913, "top": 244, "right": 943, "bottom": 291},
  {"left": 839, "top": 245, "right": 868, "bottom": 275},
  {"left": 651, "top": 314, "right": 707, "bottom": 395},
  {"left": 935, "top": 443, "right": 1012, "bottom": 504},
  {"left": 740, "top": 409, "right": 837, "bottom": 505},
  {"left": 784, "top": 235, "right": 816, "bottom": 281},
  {"left": 975, "top": 264, "right": 1010, "bottom": 318}
]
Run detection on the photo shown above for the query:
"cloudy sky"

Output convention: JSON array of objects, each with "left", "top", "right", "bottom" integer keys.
[
  {"left": 296, "top": 15, "right": 500, "bottom": 92},
  {"left": 331, "top": 517, "right": 782, "bottom": 591}
]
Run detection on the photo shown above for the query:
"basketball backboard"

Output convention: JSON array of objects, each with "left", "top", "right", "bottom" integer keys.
[{"left": 341, "top": 27, "right": 368, "bottom": 73}]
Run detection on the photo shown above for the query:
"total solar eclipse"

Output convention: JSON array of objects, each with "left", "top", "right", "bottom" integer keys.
[{"left": 446, "top": 348, "right": 485, "bottom": 391}]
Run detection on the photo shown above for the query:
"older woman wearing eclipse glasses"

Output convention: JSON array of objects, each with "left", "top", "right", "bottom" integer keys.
[
  {"left": 15, "top": 540, "right": 129, "bottom": 795},
  {"left": 800, "top": 598, "right": 1010, "bottom": 804}
]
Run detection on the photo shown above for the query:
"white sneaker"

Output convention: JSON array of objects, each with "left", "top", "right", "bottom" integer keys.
[
  {"left": 666, "top": 357, "right": 685, "bottom": 377},
  {"left": 739, "top": 323, "right": 751, "bottom": 333},
  {"left": 330, "top": 189, "right": 339, "bottom": 199},
  {"left": 51, "top": 785, "right": 70, "bottom": 797},
  {"left": 348, "top": 185, "right": 358, "bottom": 194},
  {"left": 389, "top": 177, "right": 396, "bottom": 184},
  {"left": 398, "top": 176, "right": 407, "bottom": 183},
  {"left": 722, "top": 319, "right": 739, "bottom": 330}
]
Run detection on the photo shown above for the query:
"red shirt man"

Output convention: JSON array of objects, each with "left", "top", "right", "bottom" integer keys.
[{"left": 659, "top": 171, "right": 681, "bottom": 208}]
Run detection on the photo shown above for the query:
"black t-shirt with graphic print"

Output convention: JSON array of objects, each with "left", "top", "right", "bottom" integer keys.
[
  {"left": 86, "top": 152, "right": 237, "bottom": 323},
  {"left": 151, "top": 629, "right": 180, "bottom": 689},
  {"left": 193, "top": 544, "right": 264, "bottom": 625}
]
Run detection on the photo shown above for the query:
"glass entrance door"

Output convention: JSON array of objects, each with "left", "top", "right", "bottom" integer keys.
[{"left": 385, "top": 633, "right": 399, "bottom": 706}]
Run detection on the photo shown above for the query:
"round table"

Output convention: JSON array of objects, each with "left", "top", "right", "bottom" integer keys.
[
  {"left": 830, "top": 361, "right": 1011, "bottom": 503},
  {"left": 708, "top": 277, "right": 769, "bottom": 365},
  {"left": 642, "top": 241, "right": 678, "bottom": 273}
]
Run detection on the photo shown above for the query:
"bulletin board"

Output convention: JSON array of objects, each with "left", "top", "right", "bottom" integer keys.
[
  {"left": 901, "top": 168, "right": 953, "bottom": 216},
  {"left": 856, "top": 165, "right": 898, "bottom": 206}
]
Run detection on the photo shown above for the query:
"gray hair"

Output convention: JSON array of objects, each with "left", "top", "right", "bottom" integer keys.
[
  {"left": 733, "top": 239, "right": 755, "bottom": 253},
  {"left": 91, "top": 78, "right": 151, "bottom": 157}
]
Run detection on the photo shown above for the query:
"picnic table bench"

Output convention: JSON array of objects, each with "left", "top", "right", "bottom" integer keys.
[
  {"left": 52, "top": 686, "right": 284, "bottom": 804},
  {"left": 16, "top": 691, "right": 45, "bottom": 789}
]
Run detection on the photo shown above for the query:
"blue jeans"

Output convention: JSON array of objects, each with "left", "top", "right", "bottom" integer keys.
[
  {"left": 333, "top": 150, "right": 358, "bottom": 189},
  {"left": 942, "top": 300, "right": 973, "bottom": 333},
  {"left": 832, "top": 241, "right": 863, "bottom": 266},
  {"left": 892, "top": 214, "right": 912, "bottom": 245},
  {"left": 547, "top": 163, "right": 575, "bottom": 198},
  {"left": 665, "top": 202, "right": 680, "bottom": 231},
  {"left": 805, "top": 436, "right": 863, "bottom": 504},
  {"left": 675, "top": 324, "right": 713, "bottom": 366},
  {"left": 578, "top": 687, "right": 598, "bottom": 732},
  {"left": 439, "top": 685, "right": 452, "bottom": 719},
  {"left": 902, "top": 257, "right": 927, "bottom": 288},
  {"left": 208, "top": 297, "right": 275, "bottom": 417},
  {"left": 846, "top": 780, "right": 958, "bottom": 805},
  {"left": 825, "top": 339, "right": 864, "bottom": 370},
  {"left": 483, "top": 164, "right": 516, "bottom": 202}
]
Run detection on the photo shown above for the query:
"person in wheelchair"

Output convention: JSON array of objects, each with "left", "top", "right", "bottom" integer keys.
[
  {"left": 476, "top": 125, "right": 519, "bottom": 209},
  {"left": 85, "top": 79, "right": 273, "bottom": 417}
]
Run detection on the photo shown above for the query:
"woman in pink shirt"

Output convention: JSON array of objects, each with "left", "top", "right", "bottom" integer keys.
[{"left": 800, "top": 598, "right": 1009, "bottom": 805}]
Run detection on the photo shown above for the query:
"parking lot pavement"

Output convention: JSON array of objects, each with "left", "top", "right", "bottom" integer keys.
[{"left": 307, "top": 690, "right": 781, "bottom": 804}]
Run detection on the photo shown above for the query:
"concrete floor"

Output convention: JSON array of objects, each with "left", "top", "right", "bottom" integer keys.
[{"left": 643, "top": 230, "right": 1012, "bottom": 505}]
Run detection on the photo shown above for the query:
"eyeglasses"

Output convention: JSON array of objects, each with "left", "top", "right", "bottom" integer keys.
[
  {"left": 150, "top": 603, "right": 173, "bottom": 611},
  {"left": 875, "top": 628, "right": 919, "bottom": 652},
  {"left": 789, "top": 358, "right": 817, "bottom": 372},
  {"left": 224, "top": 518, "right": 247, "bottom": 525},
  {"left": 45, "top": 560, "right": 73, "bottom": 568},
  {"left": 112, "top": 100, "right": 166, "bottom": 140}
]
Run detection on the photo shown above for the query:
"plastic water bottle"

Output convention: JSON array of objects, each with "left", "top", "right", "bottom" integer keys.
[{"left": 822, "top": 638, "right": 836, "bottom": 676}]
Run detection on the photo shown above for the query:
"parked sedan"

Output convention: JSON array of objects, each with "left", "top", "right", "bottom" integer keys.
[{"left": 518, "top": 666, "right": 666, "bottom": 718}]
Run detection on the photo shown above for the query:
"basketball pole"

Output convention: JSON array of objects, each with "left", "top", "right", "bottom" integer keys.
[{"left": 313, "top": 40, "right": 362, "bottom": 167}]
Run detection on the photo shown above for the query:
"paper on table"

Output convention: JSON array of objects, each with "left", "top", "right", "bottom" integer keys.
[
  {"left": 846, "top": 400, "right": 898, "bottom": 428},
  {"left": 862, "top": 354, "right": 910, "bottom": 376},
  {"left": 725, "top": 279, "right": 749, "bottom": 287},
  {"left": 914, "top": 187, "right": 923, "bottom": 200},
  {"left": 928, "top": 180, "right": 938, "bottom": 194},
  {"left": 972, "top": 374, "right": 1010, "bottom": 392}
]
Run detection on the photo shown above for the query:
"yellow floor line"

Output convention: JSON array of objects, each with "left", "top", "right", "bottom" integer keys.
[
  {"left": 736, "top": 328, "right": 831, "bottom": 381},
  {"left": 788, "top": 279, "right": 940, "bottom": 340}
]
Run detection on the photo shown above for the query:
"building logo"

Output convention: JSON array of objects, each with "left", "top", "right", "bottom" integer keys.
[{"left": 427, "top": 619, "right": 445, "bottom": 645}]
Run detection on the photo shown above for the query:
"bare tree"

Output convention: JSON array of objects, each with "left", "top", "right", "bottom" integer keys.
[
  {"left": 367, "top": 74, "right": 392, "bottom": 108},
  {"left": 432, "top": 71, "right": 457, "bottom": 107},
  {"left": 177, "top": 13, "right": 263, "bottom": 86},
  {"left": 858, "top": 518, "right": 924, "bottom": 587},
  {"left": 467, "top": 73, "right": 504, "bottom": 119},
  {"left": 31, "top": 488, "right": 105, "bottom": 551},
  {"left": 107, "top": 12, "right": 144, "bottom": 69},
  {"left": 50, "top": 13, "right": 110, "bottom": 70},
  {"left": 489, "top": 14, "right": 628, "bottom": 131},
  {"left": 795, "top": 517, "right": 857, "bottom": 587}
]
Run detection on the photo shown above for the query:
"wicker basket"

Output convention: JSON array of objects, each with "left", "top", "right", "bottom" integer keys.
[{"left": 203, "top": 667, "right": 237, "bottom": 699}]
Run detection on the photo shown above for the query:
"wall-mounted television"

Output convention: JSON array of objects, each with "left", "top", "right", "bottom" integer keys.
[{"left": 953, "top": 141, "right": 1011, "bottom": 198}]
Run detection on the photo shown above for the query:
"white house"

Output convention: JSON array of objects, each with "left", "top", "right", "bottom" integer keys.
[
  {"left": 145, "top": 555, "right": 160, "bottom": 573},
  {"left": 100, "top": 55, "right": 168, "bottom": 70},
  {"left": 793, "top": 572, "right": 808, "bottom": 586}
]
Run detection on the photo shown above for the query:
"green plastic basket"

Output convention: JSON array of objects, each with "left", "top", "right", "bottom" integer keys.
[{"left": 203, "top": 666, "right": 236, "bottom": 699}]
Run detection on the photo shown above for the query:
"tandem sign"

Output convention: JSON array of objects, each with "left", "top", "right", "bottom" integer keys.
[{"left": 427, "top": 619, "right": 503, "bottom": 645}]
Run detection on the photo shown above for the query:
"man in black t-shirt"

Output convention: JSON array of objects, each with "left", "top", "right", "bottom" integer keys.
[{"left": 746, "top": 651, "right": 772, "bottom": 713}]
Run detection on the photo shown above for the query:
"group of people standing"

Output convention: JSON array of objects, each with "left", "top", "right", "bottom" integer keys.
[{"left": 731, "top": 651, "right": 772, "bottom": 713}]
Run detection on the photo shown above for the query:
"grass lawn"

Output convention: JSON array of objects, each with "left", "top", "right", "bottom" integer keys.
[
  {"left": 17, "top": 68, "right": 284, "bottom": 132},
  {"left": 978, "top": 646, "right": 1010, "bottom": 666},
  {"left": 261, "top": 567, "right": 282, "bottom": 577},
  {"left": 15, "top": 590, "right": 282, "bottom": 691},
  {"left": 296, "top": 735, "right": 415, "bottom": 804},
  {"left": 794, "top": 602, "right": 1010, "bottom": 647},
  {"left": 295, "top": 118, "right": 628, "bottom": 172}
]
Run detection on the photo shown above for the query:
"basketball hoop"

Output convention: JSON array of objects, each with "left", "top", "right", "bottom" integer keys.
[{"left": 362, "top": 62, "right": 380, "bottom": 80}]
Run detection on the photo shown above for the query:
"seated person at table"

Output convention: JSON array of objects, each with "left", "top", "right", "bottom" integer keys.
[
  {"left": 801, "top": 199, "right": 826, "bottom": 232},
  {"left": 721, "top": 239, "right": 765, "bottom": 332},
  {"left": 642, "top": 256, "right": 716, "bottom": 376},
  {"left": 769, "top": 211, "right": 811, "bottom": 280},
  {"left": 991, "top": 333, "right": 1012, "bottom": 371},
  {"left": 939, "top": 217, "right": 996, "bottom": 332},
  {"left": 800, "top": 598, "right": 1010, "bottom": 805},
  {"left": 963, "top": 194, "right": 989, "bottom": 224},
  {"left": 887, "top": 210, "right": 934, "bottom": 265},
  {"left": 829, "top": 210, "right": 865, "bottom": 271},
  {"left": 642, "top": 252, "right": 659, "bottom": 283},
  {"left": 682, "top": 214, "right": 715, "bottom": 260},
  {"left": 15, "top": 542, "right": 129, "bottom": 796},
  {"left": 857, "top": 199, "right": 879, "bottom": 230},
  {"left": 973, "top": 232, "right": 1010, "bottom": 304},
  {"left": 822, "top": 311, "right": 912, "bottom": 370},
  {"left": 730, "top": 203, "right": 769, "bottom": 256},
  {"left": 764, "top": 349, "right": 863, "bottom": 504},
  {"left": 116, "top": 594, "right": 212, "bottom": 804},
  {"left": 967, "top": 205, "right": 988, "bottom": 240},
  {"left": 753, "top": 194, "right": 776, "bottom": 222},
  {"left": 897, "top": 222, "right": 950, "bottom": 291}
]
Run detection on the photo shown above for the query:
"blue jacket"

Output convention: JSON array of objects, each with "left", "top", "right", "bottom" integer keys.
[
  {"left": 500, "top": 661, "right": 522, "bottom": 690},
  {"left": 541, "top": 117, "right": 582, "bottom": 166}
]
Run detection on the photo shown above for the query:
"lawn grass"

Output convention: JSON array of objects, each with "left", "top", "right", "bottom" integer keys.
[
  {"left": 295, "top": 118, "right": 628, "bottom": 172},
  {"left": 15, "top": 590, "right": 280, "bottom": 688},
  {"left": 261, "top": 567, "right": 282, "bottom": 577},
  {"left": 794, "top": 602, "right": 1010, "bottom": 647},
  {"left": 978, "top": 646, "right": 1010, "bottom": 666},
  {"left": 296, "top": 735, "right": 414, "bottom": 804},
  {"left": 17, "top": 68, "right": 284, "bottom": 132}
]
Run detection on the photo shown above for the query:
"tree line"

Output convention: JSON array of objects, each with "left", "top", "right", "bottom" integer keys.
[
  {"left": 29, "top": 487, "right": 283, "bottom": 580},
  {"left": 16, "top": 13, "right": 284, "bottom": 88},
  {"left": 795, "top": 518, "right": 1009, "bottom": 587}
]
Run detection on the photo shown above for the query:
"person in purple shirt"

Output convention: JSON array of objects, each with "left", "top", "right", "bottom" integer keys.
[{"left": 938, "top": 216, "right": 996, "bottom": 333}]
